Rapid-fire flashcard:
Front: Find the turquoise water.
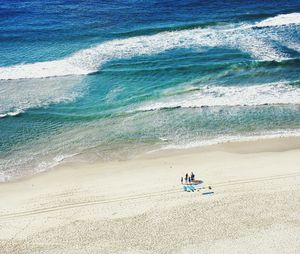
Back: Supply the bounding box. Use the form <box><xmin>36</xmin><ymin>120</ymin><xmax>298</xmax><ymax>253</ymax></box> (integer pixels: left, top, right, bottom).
<box><xmin>0</xmin><ymin>1</ymin><xmax>300</xmax><ymax>181</ymax></box>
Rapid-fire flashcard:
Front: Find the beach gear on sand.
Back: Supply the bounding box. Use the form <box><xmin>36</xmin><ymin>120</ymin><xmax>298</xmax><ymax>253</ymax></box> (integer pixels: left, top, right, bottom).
<box><xmin>183</xmin><ymin>183</ymin><xmax>204</xmax><ymax>192</ymax></box>
<box><xmin>183</xmin><ymin>185</ymin><xmax>196</xmax><ymax>192</ymax></box>
<box><xmin>183</xmin><ymin>182</ymin><xmax>214</xmax><ymax>196</ymax></box>
<box><xmin>202</xmin><ymin>191</ymin><xmax>214</xmax><ymax>195</ymax></box>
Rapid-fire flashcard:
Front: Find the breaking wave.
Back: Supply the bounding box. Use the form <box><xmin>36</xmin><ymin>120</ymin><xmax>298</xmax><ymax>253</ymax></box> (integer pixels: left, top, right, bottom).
<box><xmin>0</xmin><ymin>109</ymin><xmax>23</xmax><ymax>119</ymax></box>
<box><xmin>1</xmin><ymin>13</ymin><xmax>300</xmax><ymax>80</ymax></box>
<box><xmin>255</xmin><ymin>13</ymin><xmax>300</xmax><ymax>27</ymax></box>
<box><xmin>134</xmin><ymin>82</ymin><xmax>300</xmax><ymax>112</ymax></box>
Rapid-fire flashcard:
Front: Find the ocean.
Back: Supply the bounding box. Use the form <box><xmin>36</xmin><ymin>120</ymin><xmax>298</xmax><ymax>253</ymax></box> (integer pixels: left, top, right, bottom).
<box><xmin>0</xmin><ymin>0</ymin><xmax>300</xmax><ymax>181</ymax></box>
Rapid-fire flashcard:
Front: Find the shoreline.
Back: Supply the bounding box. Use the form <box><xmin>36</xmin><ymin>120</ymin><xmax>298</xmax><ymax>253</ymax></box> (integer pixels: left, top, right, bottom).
<box><xmin>0</xmin><ymin>136</ymin><xmax>299</xmax><ymax>253</ymax></box>
<box><xmin>2</xmin><ymin>133</ymin><xmax>300</xmax><ymax>185</ymax></box>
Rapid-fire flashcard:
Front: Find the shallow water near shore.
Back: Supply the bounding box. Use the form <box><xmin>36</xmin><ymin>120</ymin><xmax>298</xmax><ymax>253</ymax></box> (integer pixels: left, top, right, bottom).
<box><xmin>1</xmin><ymin>0</ymin><xmax>300</xmax><ymax>181</ymax></box>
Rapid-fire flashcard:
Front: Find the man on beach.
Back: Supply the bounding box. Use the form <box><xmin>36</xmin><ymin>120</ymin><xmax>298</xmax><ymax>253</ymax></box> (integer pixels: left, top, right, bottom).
<box><xmin>191</xmin><ymin>172</ymin><xmax>195</xmax><ymax>181</ymax></box>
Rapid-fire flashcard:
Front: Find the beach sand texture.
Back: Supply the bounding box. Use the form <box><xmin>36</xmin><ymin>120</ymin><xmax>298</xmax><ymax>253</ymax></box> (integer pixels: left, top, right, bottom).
<box><xmin>0</xmin><ymin>137</ymin><xmax>300</xmax><ymax>253</ymax></box>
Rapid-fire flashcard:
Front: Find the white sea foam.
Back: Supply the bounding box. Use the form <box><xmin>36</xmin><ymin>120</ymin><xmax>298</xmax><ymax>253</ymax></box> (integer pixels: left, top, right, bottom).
<box><xmin>155</xmin><ymin>129</ymin><xmax>300</xmax><ymax>151</ymax></box>
<box><xmin>255</xmin><ymin>13</ymin><xmax>300</xmax><ymax>27</ymax></box>
<box><xmin>0</xmin><ymin>173</ymin><xmax>10</xmax><ymax>183</ymax></box>
<box><xmin>0</xmin><ymin>76</ymin><xmax>84</xmax><ymax>117</ymax></box>
<box><xmin>53</xmin><ymin>153</ymin><xmax>79</xmax><ymax>163</ymax></box>
<box><xmin>134</xmin><ymin>83</ymin><xmax>300</xmax><ymax>112</ymax></box>
<box><xmin>1</xmin><ymin>13</ymin><xmax>298</xmax><ymax>80</ymax></box>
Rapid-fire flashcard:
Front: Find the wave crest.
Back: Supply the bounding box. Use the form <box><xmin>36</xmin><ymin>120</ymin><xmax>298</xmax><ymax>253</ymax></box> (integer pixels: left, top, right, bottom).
<box><xmin>0</xmin><ymin>109</ymin><xmax>23</xmax><ymax>118</ymax></box>
<box><xmin>255</xmin><ymin>13</ymin><xmax>300</xmax><ymax>27</ymax></box>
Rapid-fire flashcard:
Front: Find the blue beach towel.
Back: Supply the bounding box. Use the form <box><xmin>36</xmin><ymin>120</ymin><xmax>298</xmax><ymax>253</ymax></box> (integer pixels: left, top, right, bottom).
<box><xmin>183</xmin><ymin>185</ymin><xmax>196</xmax><ymax>192</ymax></box>
<box><xmin>202</xmin><ymin>191</ymin><xmax>214</xmax><ymax>195</ymax></box>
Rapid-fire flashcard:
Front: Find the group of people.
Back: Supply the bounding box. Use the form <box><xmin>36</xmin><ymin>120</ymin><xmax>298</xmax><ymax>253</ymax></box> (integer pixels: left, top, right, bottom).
<box><xmin>181</xmin><ymin>172</ymin><xmax>195</xmax><ymax>184</ymax></box>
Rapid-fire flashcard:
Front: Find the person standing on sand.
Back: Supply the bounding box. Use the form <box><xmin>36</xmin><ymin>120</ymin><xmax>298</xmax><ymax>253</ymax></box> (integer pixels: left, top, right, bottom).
<box><xmin>181</xmin><ymin>177</ymin><xmax>183</xmax><ymax>184</ymax></box>
<box><xmin>191</xmin><ymin>172</ymin><xmax>195</xmax><ymax>181</ymax></box>
<box><xmin>188</xmin><ymin>176</ymin><xmax>191</xmax><ymax>183</ymax></box>
<box><xmin>185</xmin><ymin>173</ymin><xmax>188</xmax><ymax>183</ymax></box>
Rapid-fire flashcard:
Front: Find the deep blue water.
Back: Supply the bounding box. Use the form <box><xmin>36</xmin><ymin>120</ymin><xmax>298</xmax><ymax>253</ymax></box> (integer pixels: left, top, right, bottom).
<box><xmin>0</xmin><ymin>0</ymin><xmax>300</xmax><ymax>181</ymax></box>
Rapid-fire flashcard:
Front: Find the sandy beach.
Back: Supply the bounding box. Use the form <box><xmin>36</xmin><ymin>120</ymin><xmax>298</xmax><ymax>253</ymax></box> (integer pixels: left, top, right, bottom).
<box><xmin>0</xmin><ymin>137</ymin><xmax>300</xmax><ymax>253</ymax></box>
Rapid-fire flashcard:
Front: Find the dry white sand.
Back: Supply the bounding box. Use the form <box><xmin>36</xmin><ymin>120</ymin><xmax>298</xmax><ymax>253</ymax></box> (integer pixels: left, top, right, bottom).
<box><xmin>0</xmin><ymin>137</ymin><xmax>300</xmax><ymax>253</ymax></box>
